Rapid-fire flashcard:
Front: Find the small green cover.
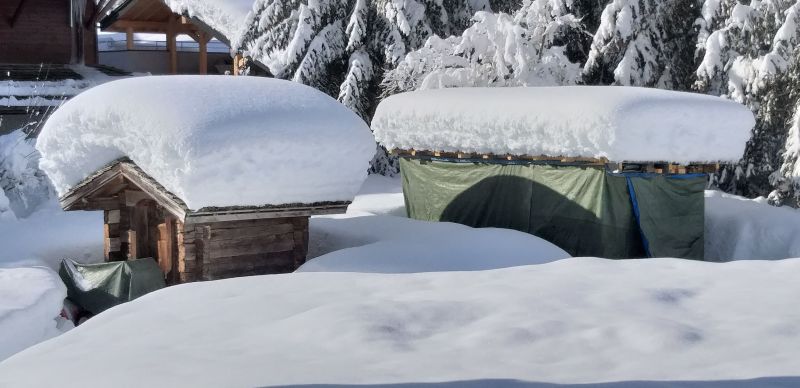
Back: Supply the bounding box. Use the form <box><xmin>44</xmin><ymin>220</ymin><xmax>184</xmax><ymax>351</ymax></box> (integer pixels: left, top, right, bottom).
<box><xmin>59</xmin><ymin>258</ymin><xmax>166</xmax><ymax>315</ymax></box>
<box><xmin>400</xmin><ymin>158</ymin><xmax>704</xmax><ymax>259</ymax></box>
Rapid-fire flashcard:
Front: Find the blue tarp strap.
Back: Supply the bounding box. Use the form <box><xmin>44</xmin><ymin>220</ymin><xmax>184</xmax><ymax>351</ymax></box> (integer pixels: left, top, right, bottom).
<box><xmin>625</xmin><ymin>176</ymin><xmax>652</xmax><ymax>258</ymax></box>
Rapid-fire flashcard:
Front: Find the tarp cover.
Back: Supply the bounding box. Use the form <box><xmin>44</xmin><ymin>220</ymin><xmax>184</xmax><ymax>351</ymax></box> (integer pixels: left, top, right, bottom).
<box><xmin>400</xmin><ymin>158</ymin><xmax>705</xmax><ymax>259</ymax></box>
<box><xmin>59</xmin><ymin>258</ymin><xmax>166</xmax><ymax>315</ymax></box>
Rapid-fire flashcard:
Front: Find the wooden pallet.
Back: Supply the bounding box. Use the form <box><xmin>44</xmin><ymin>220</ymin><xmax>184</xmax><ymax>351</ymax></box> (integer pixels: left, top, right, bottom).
<box><xmin>391</xmin><ymin>149</ymin><xmax>720</xmax><ymax>174</ymax></box>
<box><xmin>392</xmin><ymin>149</ymin><xmax>609</xmax><ymax>165</ymax></box>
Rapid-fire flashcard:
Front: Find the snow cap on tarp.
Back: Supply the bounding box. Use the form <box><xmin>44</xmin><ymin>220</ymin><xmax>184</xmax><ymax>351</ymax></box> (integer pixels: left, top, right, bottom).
<box><xmin>372</xmin><ymin>86</ymin><xmax>755</xmax><ymax>163</ymax></box>
<box><xmin>37</xmin><ymin>75</ymin><xmax>376</xmax><ymax>210</ymax></box>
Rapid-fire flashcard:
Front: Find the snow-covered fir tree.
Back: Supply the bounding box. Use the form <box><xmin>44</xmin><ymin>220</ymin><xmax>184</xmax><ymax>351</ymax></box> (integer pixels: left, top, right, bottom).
<box><xmin>229</xmin><ymin>0</ymin><xmax>800</xmax><ymax>201</ymax></box>
<box><xmin>583</xmin><ymin>0</ymin><xmax>701</xmax><ymax>89</ymax></box>
<box><xmin>382</xmin><ymin>0</ymin><xmax>596</xmax><ymax>95</ymax></box>
<box><xmin>696</xmin><ymin>0</ymin><xmax>800</xmax><ymax>204</ymax></box>
<box><xmin>780</xmin><ymin>103</ymin><xmax>800</xmax><ymax>205</ymax></box>
<box><xmin>235</xmin><ymin>0</ymin><xmax>517</xmax><ymax>175</ymax></box>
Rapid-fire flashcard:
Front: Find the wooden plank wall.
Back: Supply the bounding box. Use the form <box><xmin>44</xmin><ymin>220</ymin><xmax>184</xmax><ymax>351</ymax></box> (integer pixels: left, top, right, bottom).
<box><xmin>178</xmin><ymin>216</ymin><xmax>310</xmax><ymax>282</ymax></box>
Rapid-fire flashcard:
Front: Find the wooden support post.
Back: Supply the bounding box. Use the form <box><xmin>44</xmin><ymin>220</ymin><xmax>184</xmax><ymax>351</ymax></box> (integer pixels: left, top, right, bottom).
<box><xmin>126</xmin><ymin>27</ymin><xmax>134</xmax><ymax>50</ymax></box>
<box><xmin>232</xmin><ymin>53</ymin><xmax>242</xmax><ymax>76</ymax></box>
<box><xmin>167</xmin><ymin>16</ymin><xmax>178</xmax><ymax>74</ymax></box>
<box><xmin>198</xmin><ymin>31</ymin><xmax>208</xmax><ymax>75</ymax></box>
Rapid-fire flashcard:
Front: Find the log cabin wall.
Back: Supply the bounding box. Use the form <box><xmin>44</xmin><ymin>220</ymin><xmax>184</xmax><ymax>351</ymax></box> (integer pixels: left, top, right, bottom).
<box><xmin>178</xmin><ymin>216</ymin><xmax>310</xmax><ymax>282</ymax></box>
<box><xmin>102</xmin><ymin>189</ymin><xmax>178</xmax><ymax>281</ymax></box>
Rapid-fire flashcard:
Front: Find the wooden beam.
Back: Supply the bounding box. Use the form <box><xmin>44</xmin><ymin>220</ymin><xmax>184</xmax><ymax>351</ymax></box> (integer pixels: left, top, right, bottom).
<box><xmin>126</xmin><ymin>27</ymin><xmax>134</xmax><ymax>50</ymax></box>
<box><xmin>198</xmin><ymin>31</ymin><xmax>208</xmax><ymax>74</ymax></box>
<box><xmin>106</xmin><ymin>20</ymin><xmax>197</xmax><ymax>34</ymax></box>
<box><xmin>118</xmin><ymin>164</ymin><xmax>187</xmax><ymax>221</ymax></box>
<box><xmin>167</xmin><ymin>16</ymin><xmax>178</xmax><ymax>74</ymax></box>
<box><xmin>185</xmin><ymin>204</ymin><xmax>348</xmax><ymax>224</ymax></box>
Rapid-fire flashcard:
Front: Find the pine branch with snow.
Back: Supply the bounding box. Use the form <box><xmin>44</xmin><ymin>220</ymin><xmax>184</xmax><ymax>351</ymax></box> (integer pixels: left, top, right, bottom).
<box><xmin>382</xmin><ymin>1</ymin><xmax>591</xmax><ymax>95</ymax></box>
<box><xmin>583</xmin><ymin>0</ymin><xmax>702</xmax><ymax>88</ymax></box>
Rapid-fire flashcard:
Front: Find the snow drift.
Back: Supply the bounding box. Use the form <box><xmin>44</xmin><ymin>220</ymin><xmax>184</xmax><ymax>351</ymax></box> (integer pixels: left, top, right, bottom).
<box><xmin>36</xmin><ymin>75</ymin><xmax>376</xmax><ymax>210</ymax></box>
<box><xmin>372</xmin><ymin>86</ymin><xmax>755</xmax><ymax>163</ymax></box>
<box><xmin>0</xmin><ymin>267</ymin><xmax>68</xmax><ymax>361</ymax></box>
<box><xmin>302</xmin><ymin>214</ymin><xmax>570</xmax><ymax>273</ymax></box>
<box><xmin>2</xmin><ymin>258</ymin><xmax>799</xmax><ymax>387</ymax></box>
<box><xmin>705</xmin><ymin>190</ymin><xmax>800</xmax><ymax>260</ymax></box>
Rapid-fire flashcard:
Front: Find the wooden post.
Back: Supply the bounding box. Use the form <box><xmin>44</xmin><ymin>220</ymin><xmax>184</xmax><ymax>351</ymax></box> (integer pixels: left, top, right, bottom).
<box><xmin>126</xmin><ymin>27</ymin><xmax>134</xmax><ymax>50</ymax></box>
<box><xmin>232</xmin><ymin>53</ymin><xmax>242</xmax><ymax>75</ymax></box>
<box><xmin>167</xmin><ymin>16</ymin><xmax>178</xmax><ymax>74</ymax></box>
<box><xmin>198</xmin><ymin>31</ymin><xmax>208</xmax><ymax>75</ymax></box>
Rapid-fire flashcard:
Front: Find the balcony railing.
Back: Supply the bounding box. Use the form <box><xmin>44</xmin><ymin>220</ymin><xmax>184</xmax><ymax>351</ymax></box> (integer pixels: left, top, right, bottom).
<box><xmin>98</xmin><ymin>39</ymin><xmax>230</xmax><ymax>53</ymax></box>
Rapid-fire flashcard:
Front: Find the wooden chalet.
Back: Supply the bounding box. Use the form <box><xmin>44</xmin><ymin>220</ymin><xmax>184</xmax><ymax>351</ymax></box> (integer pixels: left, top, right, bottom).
<box><xmin>97</xmin><ymin>0</ymin><xmax>215</xmax><ymax>74</ymax></box>
<box><xmin>60</xmin><ymin>158</ymin><xmax>348</xmax><ymax>283</ymax></box>
<box><xmin>1</xmin><ymin>0</ymin><xmax>97</xmax><ymax>65</ymax></box>
<box><xmin>95</xmin><ymin>0</ymin><xmax>257</xmax><ymax>75</ymax></box>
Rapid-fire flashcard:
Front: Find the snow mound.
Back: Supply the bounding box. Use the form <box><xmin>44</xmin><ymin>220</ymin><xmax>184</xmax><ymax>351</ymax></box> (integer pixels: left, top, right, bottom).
<box><xmin>372</xmin><ymin>86</ymin><xmax>755</xmax><ymax>163</ymax></box>
<box><xmin>705</xmin><ymin>190</ymin><xmax>800</xmax><ymax>260</ymax></box>
<box><xmin>0</xmin><ymin>267</ymin><xmax>67</xmax><ymax>361</ymax></box>
<box><xmin>2</xmin><ymin>258</ymin><xmax>799</xmax><ymax>387</ymax></box>
<box><xmin>303</xmin><ymin>215</ymin><xmax>570</xmax><ymax>273</ymax></box>
<box><xmin>37</xmin><ymin>75</ymin><xmax>376</xmax><ymax>210</ymax></box>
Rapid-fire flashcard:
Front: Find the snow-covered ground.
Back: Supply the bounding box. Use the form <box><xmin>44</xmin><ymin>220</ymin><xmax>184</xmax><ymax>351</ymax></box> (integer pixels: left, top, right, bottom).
<box><xmin>0</xmin><ymin>173</ymin><xmax>798</xmax><ymax>372</ymax></box>
<box><xmin>305</xmin><ymin>175</ymin><xmax>571</xmax><ymax>273</ymax></box>
<box><xmin>705</xmin><ymin>190</ymin><xmax>800</xmax><ymax>260</ymax></box>
<box><xmin>0</xmin><ymin>267</ymin><xmax>71</xmax><ymax>361</ymax></box>
<box><xmin>1</xmin><ymin>258</ymin><xmax>799</xmax><ymax>387</ymax></box>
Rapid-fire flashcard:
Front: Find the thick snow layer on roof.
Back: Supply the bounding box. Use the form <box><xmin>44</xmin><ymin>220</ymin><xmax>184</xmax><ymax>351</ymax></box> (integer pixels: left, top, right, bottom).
<box><xmin>37</xmin><ymin>75</ymin><xmax>376</xmax><ymax>210</ymax></box>
<box><xmin>372</xmin><ymin>86</ymin><xmax>755</xmax><ymax>162</ymax></box>
<box><xmin>163</xmin><ymin>0</ymin><xmax>253</xmax><ymax>43</ymax></box>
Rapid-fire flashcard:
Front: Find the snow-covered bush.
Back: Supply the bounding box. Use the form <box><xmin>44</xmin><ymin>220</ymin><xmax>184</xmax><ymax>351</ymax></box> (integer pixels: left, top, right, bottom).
<box><xmin>0</xmin><ymin>130</ymin><xmax>54</xmax><ymax>219</ymax></box>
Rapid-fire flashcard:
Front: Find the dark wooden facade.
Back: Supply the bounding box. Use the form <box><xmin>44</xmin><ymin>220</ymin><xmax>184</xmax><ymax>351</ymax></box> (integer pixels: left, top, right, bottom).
<box><xmin>61</xmin><ymin>160</ymin><xmax>347</xmax><ymax>283</ymax></box>
<box><xmin>0</xmin><ymin>0</ymin><xmax>98</xmax><ymax>65</ymax></box>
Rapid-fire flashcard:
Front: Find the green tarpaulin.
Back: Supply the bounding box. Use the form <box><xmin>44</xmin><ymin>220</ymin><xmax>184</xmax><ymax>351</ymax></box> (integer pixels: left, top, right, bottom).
<box><xmin>59</xmin><ymin>258</ymin><xmax>166</xmax><ymax>315</ymax></box>
<box><xmin>400</xmin><ymin>158</ymin><xmax>705</xmax><ymax>259</ymax></box>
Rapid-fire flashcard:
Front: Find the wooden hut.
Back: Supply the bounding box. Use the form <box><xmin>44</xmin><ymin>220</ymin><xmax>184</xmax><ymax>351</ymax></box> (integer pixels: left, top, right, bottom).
<box><xmin>60</xmin><ymin>158</ymin><xmax>348</xmax><ymax>283</ymax></box>
<box><xmin>40</xmin><ymin>76</ymin><xmax>377</xmax><ymax>284</ymax></box>
<box><xmin>372</xmin><ymin>86</ymin><xmax>756</xmax><ymax>260</ymax></box>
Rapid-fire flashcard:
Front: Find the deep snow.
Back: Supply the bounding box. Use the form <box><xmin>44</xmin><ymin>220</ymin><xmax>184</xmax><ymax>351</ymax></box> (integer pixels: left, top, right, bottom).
<box><xmin>1</xmin><ymin>174</ymin><xmax>798</xmax><ymax>366</ymax></box>
<box><xmin>1</xmin><ymin>258</ymin><xmax>799</xmax><ymax>387</ymax></box>
<box><xmin>301</xmin><ymin>214</ymin><xmax>570</xmax><ymax>273</ymax></box>
<box><xmin>372</xmin><ymin>86</ymin><xmax>755</xmax><ymax>163</ymax></box>
<box><xmin>36</xmin><ymin>75</ymin><xmax>376</xmax><ymax>209</ymax></box>
<box><xmin>705</xmin><ymin>190</ymin><xmax>800</xmax><ymax>260</ymax></box>
<box><xmin>0</xmin><ymin>267</ymin><xmax>70</xmax><ymax>361</ymax></box>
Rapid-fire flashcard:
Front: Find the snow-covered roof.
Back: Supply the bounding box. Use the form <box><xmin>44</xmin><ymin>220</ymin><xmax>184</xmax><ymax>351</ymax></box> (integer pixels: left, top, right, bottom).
<box><xmin>99</xmin><ymin>0</ymin><xmax>253</xmax><ymax>46</ymax></box>
<box><xmin>372</xmin><ymin>86</ymin><xmax>756</xmax><ymax>163</ymax></box>
<box><xmin>36</xmin><ymin>75</ymin><xmax>376</xmax><ymax>210</ymax></box>
<box><xmin>162</xmin><ymin>0</ymin><xmax>253</xmax><ymax>44</ymax></box>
